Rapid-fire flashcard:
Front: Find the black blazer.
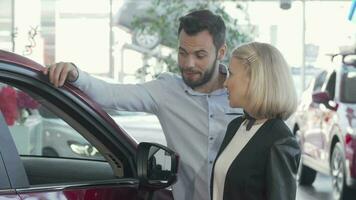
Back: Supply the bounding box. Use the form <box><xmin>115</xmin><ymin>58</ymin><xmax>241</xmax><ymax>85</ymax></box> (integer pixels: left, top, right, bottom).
<box><xmin>211</xmin><ymin>117</ymin><xmax>301</xmax><ymax>200</ymax></box>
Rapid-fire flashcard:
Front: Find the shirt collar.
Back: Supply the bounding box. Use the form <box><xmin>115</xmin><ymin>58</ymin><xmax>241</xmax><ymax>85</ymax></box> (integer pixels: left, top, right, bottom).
<box><xmin>183</xmin><ymin>82</ymin><xmax>227</xmax><ymax>96</ymax></box>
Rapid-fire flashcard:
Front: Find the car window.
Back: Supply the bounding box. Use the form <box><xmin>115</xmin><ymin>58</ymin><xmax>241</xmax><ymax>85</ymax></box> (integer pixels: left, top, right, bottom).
<box><xmin>107</xmin><ymin>110</ymin><xmax>166</xmax><ymax>145</ymax></box>
<box><xmin>342</xmin><ymin>67</ymin><xmax>356</xmax><ymax>103</ymax></box>
<box><xmin>0</xmin><ymin>84</ymin><xmax>104</xmax><ymax>161</ymax></box>
<box><xmin>313</xmin><ymin>71</ymin><xmax>327</xmax><ymax>92</ymax></box>
<box><xmin>0</xmin><ymin>84</ymin><xmax>120</xmax><ymax>186</ymax></box>
<box><xmin>325</xmin><ymin>71</ymin><xmax>336</xmax><ymax>100</ymax></box>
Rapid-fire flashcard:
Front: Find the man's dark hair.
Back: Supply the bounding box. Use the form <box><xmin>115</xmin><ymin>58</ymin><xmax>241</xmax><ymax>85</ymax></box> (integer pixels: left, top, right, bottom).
<box><xmin>178</xmin><ymin>9</ymin><xmax>226</xmax><ymax>50</ymax></box>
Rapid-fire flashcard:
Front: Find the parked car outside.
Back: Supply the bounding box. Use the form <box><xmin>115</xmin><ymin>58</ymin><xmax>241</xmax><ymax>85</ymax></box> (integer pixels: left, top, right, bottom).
<box><xmin>39</xmin><ymin>107</ymin><xmax>165</xmax><ymax>160</ymax></box>
<box><xmin>293</xmin><ymin>48</ymin><xmax>356</xmax><ymax>200</ymax></box>
<box><xmin>0</xmin><ymin>50</ymin><xmax>178</xmax><ymax>200</ymax></box>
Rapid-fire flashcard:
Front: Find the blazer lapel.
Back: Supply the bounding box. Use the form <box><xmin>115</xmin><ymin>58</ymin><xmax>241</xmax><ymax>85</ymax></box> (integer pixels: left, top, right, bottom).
<box><xmin>217</xmin><ymin>117</ymin><xmax>244</xmax><ymax>158</ymax></box>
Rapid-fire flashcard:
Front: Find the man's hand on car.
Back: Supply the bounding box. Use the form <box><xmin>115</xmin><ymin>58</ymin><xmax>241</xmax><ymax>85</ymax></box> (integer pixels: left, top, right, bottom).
<box><xmin>43</xmin><ymin>62</ymin><xmax>79</xmax><ymax>87</ymax></box>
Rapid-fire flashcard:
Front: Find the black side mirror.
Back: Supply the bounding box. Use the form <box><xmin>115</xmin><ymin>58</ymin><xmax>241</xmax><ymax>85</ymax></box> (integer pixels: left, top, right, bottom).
<box><xmin>312</xmin><ymin>91</ymin><xmax>330</xmax><ymax>104</ymax></box>
<box><xmin>312</xmin><ymin>91</ymin><xmax>338</xmax><ymax>111</ymax></box>
<box><xmin>137</xmin><ymin>142</ymin><xmax>178</xmax><ymax>189</ymax></box>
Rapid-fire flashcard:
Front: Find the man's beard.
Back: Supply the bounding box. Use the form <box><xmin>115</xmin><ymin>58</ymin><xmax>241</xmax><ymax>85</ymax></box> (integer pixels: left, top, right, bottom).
<box><xmin>180</xmin><ymin>59</ymin><xmax>218</xmax><ymax>89</ymax></box>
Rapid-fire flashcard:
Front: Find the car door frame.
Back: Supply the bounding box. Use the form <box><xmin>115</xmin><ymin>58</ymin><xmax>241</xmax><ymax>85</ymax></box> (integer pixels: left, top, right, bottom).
<box><xmin>0</xmin><ymin>58</ymin><xmax>176</xmax><ymax>200</ymax></box>
<box><xmin>0</xmin><ymin>60</ymin><xmax>138</xmax><ymax>168</ymax></box>
<box><xmin>0</xmin><ymin>60</ymin><xmax>146</xmax><ymax>196</ymax></box>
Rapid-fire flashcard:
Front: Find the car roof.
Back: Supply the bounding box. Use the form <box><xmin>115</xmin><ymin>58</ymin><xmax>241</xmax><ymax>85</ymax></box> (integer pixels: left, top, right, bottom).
<box><xmin>0</xmin><ymin>50</ymin><xmax>43</xmax><ymax>72</ymax></box>
<box><xmin>325</xmin><ymin>46</ymin><xmax>356</xmax><ymax>67</ymax></box>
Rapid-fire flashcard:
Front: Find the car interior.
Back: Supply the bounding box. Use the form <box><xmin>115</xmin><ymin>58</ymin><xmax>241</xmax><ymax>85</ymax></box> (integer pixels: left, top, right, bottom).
<box><xmin>21</xmin><ymin>156</ymin><xmax>116</xmax><ymax>185</ymax></box>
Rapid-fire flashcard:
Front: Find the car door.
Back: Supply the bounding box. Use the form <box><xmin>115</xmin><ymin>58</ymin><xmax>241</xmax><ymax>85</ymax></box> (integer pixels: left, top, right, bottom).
<box><xmin>302</xmin><ymin>71</ymin><xmax>327</xmax><ymax>160</ymax></box>
<box><xmin>319</xmin><ymin>71</ymin><xmax>337</xmax><ymax>166</ymax></box>
<box><xmin>0</xmin><ymin>50</ymin><xmax>175</xmax><ymax>200</ymax></box>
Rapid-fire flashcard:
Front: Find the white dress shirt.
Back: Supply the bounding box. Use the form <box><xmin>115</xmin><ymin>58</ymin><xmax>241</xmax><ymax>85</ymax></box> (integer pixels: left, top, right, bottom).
<box><xmin>213</xmin><ymin>121</ymin><xmax>266</xmax><ymax>200</ymax></box>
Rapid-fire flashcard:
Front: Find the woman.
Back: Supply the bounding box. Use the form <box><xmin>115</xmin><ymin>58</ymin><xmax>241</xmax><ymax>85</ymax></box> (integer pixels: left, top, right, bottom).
<box><xmin>211</xmin><ymin>42</ymin><xmax>301</xmax><ymax>200</ymax></box>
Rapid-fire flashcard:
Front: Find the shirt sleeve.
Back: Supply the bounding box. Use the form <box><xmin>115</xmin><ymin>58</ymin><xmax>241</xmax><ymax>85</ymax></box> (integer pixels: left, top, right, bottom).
<box><xmin>266</xmin><ymin>136</ymin><xmax>301</xmax><ymax>200</ymax></box>
<box><xmin>72</xmin><ymin>68</ymin><xmax>171</xmax><ymax>114</ymax></box>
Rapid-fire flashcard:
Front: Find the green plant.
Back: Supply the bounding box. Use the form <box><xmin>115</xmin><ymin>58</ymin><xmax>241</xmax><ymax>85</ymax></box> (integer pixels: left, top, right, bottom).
<box><xmin>131</xmin><ymin>0</ymin><xmax>255</xmax><ymax>74</ymax></box>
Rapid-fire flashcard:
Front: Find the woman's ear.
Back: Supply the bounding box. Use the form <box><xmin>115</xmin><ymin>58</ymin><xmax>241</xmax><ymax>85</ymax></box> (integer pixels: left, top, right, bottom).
<box><xmin>217</xmin><ymin>44</ymin><xmax>227</xmax><ymax>60</ymax></box>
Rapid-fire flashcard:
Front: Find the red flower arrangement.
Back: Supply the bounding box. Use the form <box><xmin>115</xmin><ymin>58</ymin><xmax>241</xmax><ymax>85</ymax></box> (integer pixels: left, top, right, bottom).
<box><xmin>0</xmin><ymin>86</ymin><xmax>18</xmax><ymax>125</ymax></box>
<box><xmin>17</xmin><ymin>91</ymin><xmax>40</xmax><ymax>110</ymax></box>
<box><xmin>0</xmin><ymin>86</ymin><xmax>40</xmax><ymax>126</ymax></box>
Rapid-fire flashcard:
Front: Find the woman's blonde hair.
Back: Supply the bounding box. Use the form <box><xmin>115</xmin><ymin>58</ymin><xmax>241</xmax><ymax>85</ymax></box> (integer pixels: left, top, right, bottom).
<box><xmin>232</xmin><ymin>42</ymin><xmax>297</xmax><ymax>120</ymax></box>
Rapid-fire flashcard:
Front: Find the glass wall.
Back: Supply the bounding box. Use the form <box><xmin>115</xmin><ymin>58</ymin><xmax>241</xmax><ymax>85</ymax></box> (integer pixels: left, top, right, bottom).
<box><xmin>0</xmin><ymin>0</ymin><xmax>355</xmax><ymax>87</ymax></box>
<box><xmin>0</xmin><ymin>0</ymin><xmax>13</xmax><ymax>52</ymax></box>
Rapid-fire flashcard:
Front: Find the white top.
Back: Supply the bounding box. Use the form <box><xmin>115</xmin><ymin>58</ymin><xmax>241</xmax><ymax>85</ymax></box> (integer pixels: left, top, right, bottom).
<box><xmin>73</xmin><ymin>69</ymin><xmax>243</xmax><ymax>200</ymax></box>
<box><xmin>213</xmin><ymin>120</ymin><xmax>266</xmax><ymax>200</ymax></box>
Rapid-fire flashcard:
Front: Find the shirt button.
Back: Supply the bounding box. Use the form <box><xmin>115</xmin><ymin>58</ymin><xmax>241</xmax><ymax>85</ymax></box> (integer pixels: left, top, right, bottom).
<box><xmin>210</xmin><ymin>114</ymin><xmax>213</xmax><ymax>118</ymax></box>
<box><xmin>207</xmin><ymin>95</ymin><xmax>211</xmax><ymax>98</ymax></box>
<box><xmin>209</xmin><ymin>160</ymin><xmax>213</xmax><ymax>164</ymax></box>
<box><xmin>209</xmin><ymin>137</ymin><xmax>214</xmax><ymax>140</ymax></box>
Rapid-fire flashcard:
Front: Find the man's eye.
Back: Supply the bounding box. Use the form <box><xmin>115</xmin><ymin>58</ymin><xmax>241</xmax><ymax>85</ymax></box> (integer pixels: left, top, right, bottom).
<box><xmin>197</xmin><ymin>54</ymin><xmax>206</xmax><ymax>59</ymax></box>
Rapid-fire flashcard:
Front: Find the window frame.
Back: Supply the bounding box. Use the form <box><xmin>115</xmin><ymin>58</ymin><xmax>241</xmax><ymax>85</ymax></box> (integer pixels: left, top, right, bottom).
<box><xmin>313</xmin><ymin>71</ymin><xmax>327</xmax><ymax>92</ymax></box>
<box><xmin>0</xmin><ymin>61</ymin><xmax>138</xmax><ymax>189</ymax></box>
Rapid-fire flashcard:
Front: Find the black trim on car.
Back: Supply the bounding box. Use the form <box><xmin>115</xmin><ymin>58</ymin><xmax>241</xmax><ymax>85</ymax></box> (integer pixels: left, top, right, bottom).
<box><xmin>21</xmin><ymin>156</ymin><xmax>116</xmax><ymax>185</ymax></box>
<box><xmin>0</xmin><ymin>189</ymin><xmax>17</xmax><ymax>195</ymax></box>
<box><xmin>16</xmin><ymin>179</ymin><xmax>139</xmax><ymax>194</ymax></box>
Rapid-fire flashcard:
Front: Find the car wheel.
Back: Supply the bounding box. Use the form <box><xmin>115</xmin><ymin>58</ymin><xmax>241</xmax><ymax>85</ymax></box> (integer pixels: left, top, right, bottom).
<box><xmin>297</xmin><ymin>158</ymin><xmax>317</xmax><ymax>185</ymax></box>
<box><xmin>295</xmin><ymin>127</ymin><xmax>317</xmax><ymax>185</ymax></box>
<box><xmin>331</xmin><ymin>143</ymin><xmax>354</xmax><ymax>200</ymax></box>
<box><xmin>42</xmin><ymin>147</ymin><xmax>59</xmax><ymax>157</ymax></box>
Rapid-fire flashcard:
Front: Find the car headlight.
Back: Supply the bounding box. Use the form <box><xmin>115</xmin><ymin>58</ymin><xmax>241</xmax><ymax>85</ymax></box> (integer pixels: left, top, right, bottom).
<box><xmin>68</xmin><ymin>141</ymin><xmax>100</xmax><ymax>157</ymax></box>
<box><xmin>347</xmin><ymin>127</ymin><xmax>355</xmax><ymax>135</ymax></box>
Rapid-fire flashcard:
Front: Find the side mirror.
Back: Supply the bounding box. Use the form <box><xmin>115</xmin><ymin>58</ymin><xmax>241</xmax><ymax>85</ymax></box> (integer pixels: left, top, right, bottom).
<box><xmin>312</xmin><ymin>91</ymin><xmax>330</xmax><ymax>104</ymax></box>
<box><xmin>312</xmin><ymin>91</ymin><xmax>338</xmax><ymax>111</ymax></box>
<box><xmin>137</xmin><ymin>142</ymin><xmax>178</xmax><ymax>189</ymax></box>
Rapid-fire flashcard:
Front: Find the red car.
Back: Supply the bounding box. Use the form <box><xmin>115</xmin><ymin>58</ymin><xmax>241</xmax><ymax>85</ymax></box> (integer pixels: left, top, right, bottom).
<box><xmin>293</xmin><ymin>48</ymin><xmax>356</xmax><ymax>200</ymax></box>
<box><xmin>0</xmin><ymin>50</ymin><xmax>178</xmax><ymax>200</ymax></box>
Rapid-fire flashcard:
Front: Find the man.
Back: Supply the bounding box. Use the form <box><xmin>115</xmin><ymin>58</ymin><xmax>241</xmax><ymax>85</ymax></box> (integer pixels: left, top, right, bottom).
<box><xmin>44</xmin><ymin>10</ymin><xmax>242</xmax><ymax>200</ymax></box>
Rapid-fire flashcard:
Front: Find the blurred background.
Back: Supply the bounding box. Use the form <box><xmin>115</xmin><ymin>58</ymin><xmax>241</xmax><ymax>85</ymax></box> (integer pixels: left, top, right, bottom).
<box><xmin>0</xmin><ymin>0</ymin><xmax>354</xmax><ymax>93</ymax></box>
<box><xmin>0</xmin><ymin>0</ymin><xmax>355</xmax><ymax>199</ymax></box>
